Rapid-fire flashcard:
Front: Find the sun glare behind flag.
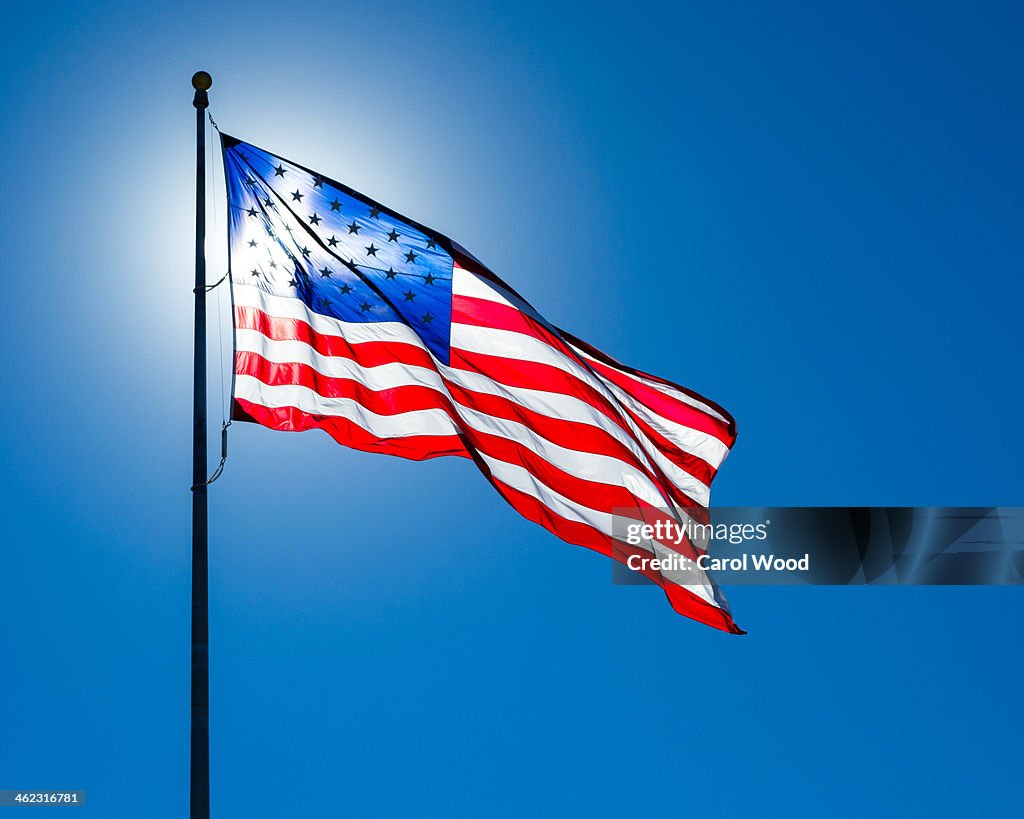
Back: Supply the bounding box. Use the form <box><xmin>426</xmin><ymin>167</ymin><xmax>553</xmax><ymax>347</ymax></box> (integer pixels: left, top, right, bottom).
<box><xmin>221</xmin><ymin>134</ymin><xmax>741</xmax><ymax>633</ymax></box>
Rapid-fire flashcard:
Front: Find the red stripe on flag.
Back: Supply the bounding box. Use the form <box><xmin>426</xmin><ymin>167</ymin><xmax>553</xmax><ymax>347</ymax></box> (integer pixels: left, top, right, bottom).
<box><xmin>236</xmin><ymin>306</ymin><xmax>436</xmax><ymax>370</ymax></box>
<box><xmin>237</xmin><ymin>351</ymin><xmax>450</xmax><ymax>417</ymax></box>
<box><xmin>449</xmin><ymin>348</ymin><xmax>634</xmax><ymax>431</ymax></box>
<box><xmin>580</xmin><ymin>356</ymin><xmax>735</xmax><ymax>446</ymax></box>
<box><xmin>234</xmin><ymin>398</ymin><xmax>470</xmax><ymax>461</ymax></box>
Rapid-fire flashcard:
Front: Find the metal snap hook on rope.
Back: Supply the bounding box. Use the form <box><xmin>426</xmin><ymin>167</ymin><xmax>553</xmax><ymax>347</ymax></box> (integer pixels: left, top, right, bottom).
<box><xmin>193</xmin><ymin>272</ymin><xmax>229</xmax><ymax>293</ymax></box>
<box><xmin>190</xmin><ymin>421</ymin><xmax>232</xmax><ymax>491</ymax></box>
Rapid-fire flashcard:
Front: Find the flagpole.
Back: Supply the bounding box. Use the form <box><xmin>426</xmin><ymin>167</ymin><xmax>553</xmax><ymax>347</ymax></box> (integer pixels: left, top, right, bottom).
<box><xmin>190</xmin><ymin>69</ymin><xmax>212</xmax><ymax>819</ymax></box>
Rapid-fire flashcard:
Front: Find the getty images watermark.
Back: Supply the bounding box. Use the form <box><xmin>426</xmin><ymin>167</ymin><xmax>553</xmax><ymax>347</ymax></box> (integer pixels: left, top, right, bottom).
<box><xmin>616</xmin><ymin>515</ymin><xmax>809</xmax><ymax>582</ymax></box>
<box><xmin>611</xmin><ymin>507</ymin><xmax>1024</xmax><ymax>586</ymax></box>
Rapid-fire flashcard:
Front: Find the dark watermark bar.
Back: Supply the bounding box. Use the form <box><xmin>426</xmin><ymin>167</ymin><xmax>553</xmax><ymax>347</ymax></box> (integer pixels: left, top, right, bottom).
<box><xmin>611</xmin><ymin>507</ymin><xmax>1024</xmax><ymax>586</ymax></box>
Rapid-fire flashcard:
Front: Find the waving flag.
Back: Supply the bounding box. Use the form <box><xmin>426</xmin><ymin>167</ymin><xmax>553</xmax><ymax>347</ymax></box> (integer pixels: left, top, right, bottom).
<box><xmin>221</xmin><ymin>134</ymin><xmax>741</xmax><ymax>633</ymax></box>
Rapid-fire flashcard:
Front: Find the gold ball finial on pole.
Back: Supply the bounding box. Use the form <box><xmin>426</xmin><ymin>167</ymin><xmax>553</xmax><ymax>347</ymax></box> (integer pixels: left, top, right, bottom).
<box><xmin>192</xmin><ymin>71</ymin><xmax>212</xmax><ymax>109</ymax></box>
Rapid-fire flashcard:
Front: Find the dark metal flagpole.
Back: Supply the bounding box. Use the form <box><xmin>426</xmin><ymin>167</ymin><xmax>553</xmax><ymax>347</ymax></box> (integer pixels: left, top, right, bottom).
<box><xmin>190</xmin><ymin>69</ymin><xmax>212</xmax><ymax>819</ymax></box>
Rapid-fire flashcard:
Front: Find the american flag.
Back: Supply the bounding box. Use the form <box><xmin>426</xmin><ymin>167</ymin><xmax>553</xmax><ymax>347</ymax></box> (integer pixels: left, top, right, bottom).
<box><xmin>221</xmin><ymin>134</ymin><xmax>741</xmax><ymax>633</ymax></box>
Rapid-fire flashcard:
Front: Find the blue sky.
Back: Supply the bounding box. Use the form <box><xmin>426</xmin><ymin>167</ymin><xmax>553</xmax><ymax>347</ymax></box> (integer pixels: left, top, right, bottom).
<box><xmin>0</xmin><ymin>1</ymin><xmax>1021</xmax><ymax>816</ymax></box>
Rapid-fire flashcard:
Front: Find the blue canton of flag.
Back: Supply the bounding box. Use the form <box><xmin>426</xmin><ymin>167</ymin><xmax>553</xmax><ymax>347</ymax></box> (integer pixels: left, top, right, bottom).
<box><xmin>222</xmin><ymin>134</ymin><xmax>455</xmax><ymax>363</ymax></box>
